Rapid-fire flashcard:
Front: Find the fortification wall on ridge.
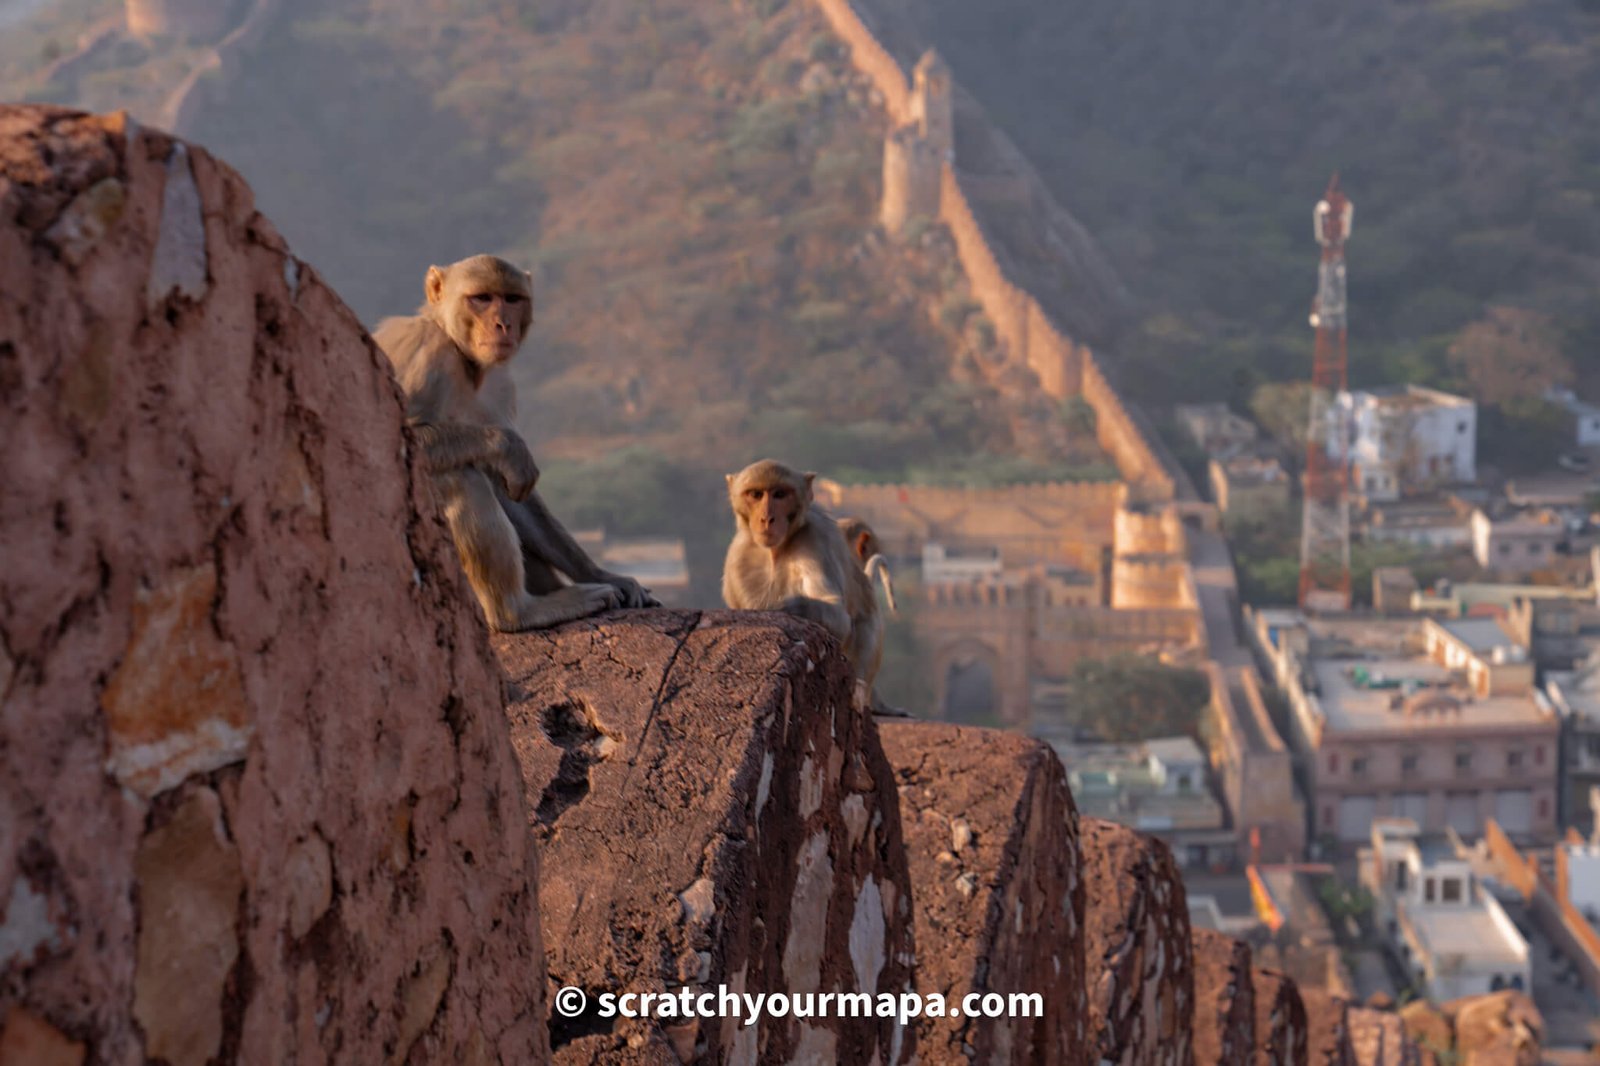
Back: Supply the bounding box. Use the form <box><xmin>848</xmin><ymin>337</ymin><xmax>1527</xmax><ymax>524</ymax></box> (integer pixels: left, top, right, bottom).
<box><xmin>813</xmin><ymin>0</ymin><xmax>911</xmax><ymax>122</ymax></box>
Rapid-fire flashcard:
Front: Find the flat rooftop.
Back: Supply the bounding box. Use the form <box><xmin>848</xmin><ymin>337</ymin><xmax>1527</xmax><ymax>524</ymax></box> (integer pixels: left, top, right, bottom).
<box><xmin>1312</xmin><ymin>657</ymin><xmax>1547</xmax><ymax>734</ymax></box>
<box><xmin>1437</xmin><ymin>618</ymin><xmax>1519</xmax><ymax>656</ymax></box>
<box><xmin>1408</xmin><ymin>906</ymin><xmax>1526</xmax><ymax>968</ymax></box>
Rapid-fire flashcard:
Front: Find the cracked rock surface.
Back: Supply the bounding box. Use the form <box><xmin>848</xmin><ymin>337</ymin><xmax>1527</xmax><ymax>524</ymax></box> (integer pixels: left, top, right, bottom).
<box><xmin>1253</xmin><ymin>967</ymin><xmax>1308</xmax><ymax>1066</ymax></box>
<box><xmin>496</xmin><ymin>610</ymin><xmax>916</xmax><ymax>1065</ymax></box>
<box><xmin>0</xmin><ymin>104</ymin><xmax>546</xmax><ymax>1063</ymax></box>
<box><xmin>1191</xmin><ymin>928</ymin><xmax>1254</xmax><ymax>1066</ymax></box>
<box><xmin>1080</xmin><ymin>817</ymin><xmax>1195</xmax><ymax>1066</ymax></box>
<box><xmin>878</xmin><ymin>720</ymin><xmax>1087</xmax><ymax>1065</ymax></box>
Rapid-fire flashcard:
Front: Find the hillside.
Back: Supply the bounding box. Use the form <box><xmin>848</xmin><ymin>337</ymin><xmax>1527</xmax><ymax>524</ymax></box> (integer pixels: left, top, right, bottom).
<box><xmin>871</xmin><ymin>0</ymin><xmax>1600</xmax><ymax>413</ymax></box>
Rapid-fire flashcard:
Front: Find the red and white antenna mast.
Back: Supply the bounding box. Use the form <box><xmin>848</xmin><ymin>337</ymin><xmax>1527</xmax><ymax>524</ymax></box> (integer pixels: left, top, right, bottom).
<box><xmin>1299</xmin><ymin>174</ymin><xmax>1353</xmax><ymax>612</ymax></box>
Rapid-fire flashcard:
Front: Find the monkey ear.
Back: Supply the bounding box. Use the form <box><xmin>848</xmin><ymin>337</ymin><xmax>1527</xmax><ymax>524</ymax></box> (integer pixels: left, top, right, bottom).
<box><xmin>424</xmin><ymin>265</ymin><xmax>447</xmax><ymax>304</ymax></box>
<box><xmin>803</xmin><ymin>472</ymin><xmax>816</xmax><ymax>501</ymax></box>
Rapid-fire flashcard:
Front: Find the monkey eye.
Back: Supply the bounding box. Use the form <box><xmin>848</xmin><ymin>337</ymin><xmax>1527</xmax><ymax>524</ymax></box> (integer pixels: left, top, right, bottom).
<box><xmin>771</xmin><ymin>488</ymin><xmax>791</xmax><ymax>500</ymax></box>
<box><xmin>503</xmin><ymin>293</ymin><xmax>527</xmax><ymax>305</ymax></box>
<box><xmin>467</xmin><ymin>294</ymin><xmax>492</xmax><ymax>308</ymax></box>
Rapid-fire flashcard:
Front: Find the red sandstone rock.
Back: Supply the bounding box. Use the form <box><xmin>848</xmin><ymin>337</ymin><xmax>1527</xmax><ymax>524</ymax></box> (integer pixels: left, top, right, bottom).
<box><xmin>1347</xmin><ymin>1006</ymin><xmax>1421</xmax><ymax>1066</ymax></box>
<box><xmin>1080</xmin><ymin>818</ymin><xmax>1195</xmax><ymax>1066</ymax></box>
<box><xmin>0</xmin><ymin>104</ymin><xmax>546</xmax><ymax>1062</ymax></box>
<box><xmin>1191</xmin><ymin>928</ymin><xmax>1255</xmax><ymax>1065</ymax></box>
<box><xmin>1398</xmin><ymin>992</ymin><xmax>1543</xmax><ymax>1066</ymax></box>
<box><xmin>1253</xmin><ymin>967</ymin><xmax>1309</xmax><ymax>1066</ymax></box>
<box><xmin>1303</xmin><ymin>990</ymin><xmax>1355</xmax><ymax>1066</ymax></box>
<box><xmin>877</xmin><ymin>721</ymin><xmax>1087</xmax><ymax>1065</ymax></box>
<box><xmin>496</xmin><ymin>611</ymin><xmax>916</xmax><ymax>1065</ymax></box>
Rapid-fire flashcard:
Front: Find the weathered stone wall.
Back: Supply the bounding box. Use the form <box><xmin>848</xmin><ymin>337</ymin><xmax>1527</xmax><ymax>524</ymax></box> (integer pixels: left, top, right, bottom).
<box><xmin>878</xmin><ymin>722</ymin><xmax>1087</xmax><ymax>1064</ymax></box>
<box><xmin>1254</xmin><ymin>967</ymin><xmax>1309</xmax><ymax>1066</ymax></box>
<box><xmin>497</xmin><ymin>611</ymin><xmax>916</xmax><ymax>1065</ymax></box>
<box><xmin>0</xmin><ymin>105</ymin><xmax>546</xmax><ymax>1063</ymax></box>
<box><xmin>813</xmin><ymin>0</ymin><xmax>912</xmax><ymax>122</ymax></box>
<box><xmin>1081</xmin><ymin>818</ymin><xmax>1195</xmax><ymax>1066</ymax></box>
<box><xmin>1347</xmin><ymin>1006</ymin><xmax>1421</xmax><ymax>1066</ymax></box>
<box><xmin>1192</xmin><ymin>929</ymin><xmax>1255</xmax><ymax>1066</ymax></box>
<box><xmin>1303</xmin><ymin>990</ymin><xmax>1356</xmax><ymax>1066</ymax></box>
<box><xmin>1400</xmin><ymin>992</ymin><xmax>1542</xmax><ymax>1066</ymax></box>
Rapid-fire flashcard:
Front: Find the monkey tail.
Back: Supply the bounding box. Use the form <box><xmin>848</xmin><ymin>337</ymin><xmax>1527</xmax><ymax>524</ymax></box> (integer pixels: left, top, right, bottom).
<box><xmin>864</xmin><ymin>554</ymin><xmax>898</xmax><ymax>616</ymax></box>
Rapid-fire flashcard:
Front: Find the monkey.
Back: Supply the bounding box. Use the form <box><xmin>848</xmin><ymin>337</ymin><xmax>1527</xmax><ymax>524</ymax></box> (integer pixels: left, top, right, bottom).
<box><xmin>373</xmin><ymin>254</ymin><xmax>656</xmax><ymax>631</ymax></box>
<box><xmin>722</xmin><ymin>460</ymin><xmax>884</xmax><ymax>713</ymax></box>
<box><xmin>836</xmin><ymin>515</ymin><xmax>898</xmax><ymax>617</ymax></box>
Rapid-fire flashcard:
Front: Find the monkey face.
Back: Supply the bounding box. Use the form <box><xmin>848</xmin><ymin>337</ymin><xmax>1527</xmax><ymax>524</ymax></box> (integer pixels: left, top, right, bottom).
<box><xmin>463</xmin><ymin>291</ymin><xmax>530</xmax><ymax>365</ymax></box>
<box><xmin>744</xmin><ymin>483</ymin><xmax>801</xmax><ymax>548</ymax></box>
<box><xmin>424</xmin><ymin>256</ymin><xmax>536</xmax><ymax>368</ymax></box>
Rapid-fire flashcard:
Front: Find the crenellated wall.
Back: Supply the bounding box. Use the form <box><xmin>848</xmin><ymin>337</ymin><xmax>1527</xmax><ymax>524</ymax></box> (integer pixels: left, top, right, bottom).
<box><xmin>814</xmin><ymin>0</ymin><xmax>1173</xmax><ymax>500</ymax></box>
<box><xmin>812</xmin><ymin>0</ymin><xmax>912</xmax><ymax>122</ymax></box>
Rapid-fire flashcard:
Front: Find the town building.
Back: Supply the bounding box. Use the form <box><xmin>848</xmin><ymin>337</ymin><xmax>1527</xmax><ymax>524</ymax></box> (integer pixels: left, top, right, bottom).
<box><xmin>1545</xmin><ymin>386</ymin><xmax>1600</xmax><ymax>449</ymax></box>
<box><xmin>1542</xmin><ymin>651</ymin><xmax>1600</xmax><ymax>833</ymax></box>
<box><xmin>1372</xmin><ymin>567</ymin><xmax>1419</xmax><ymax>616</ymax></box>
<box><xmin>1208</xmin><ymin>455</ymin><xmax>1290</xmax><ymax>522</ymax></box>
<box><xmin>1360</xmin><ymin>496</ymin><xmax>1473</xmax><ymax>551</ymax></box>
<box><xmin>1176</xmin><ymin>402</ymin><xmax>1259</xmax><ymax>459</ymax></box>
<box><xmin>1470</xmin><ymin>508</ymin><xmax>1564</xmax><ymax>577</ymax></box>
<box><xmin>1359</xmin><ymin>819</ymin><xmax>1531</xmax><ymax>1001</ymax></box>
<box><xmin>1250</xmin><ymin>610</ymin><xmax>1561</xmax><ymax>847</ymax></box>
<box><xmin>922</xmin><ymin>542</ymin><xmax>1003</xmax><ymax>584</ymax></box>
<box><xmin>1346</xmin><ymin>386</ymin><xmax>1476</xmax><ymax>502</ymax></box>
<box><xmin>1056</xmin><ymin>736</ymin><xmax>1236</xmax><ymax>868</ymax></box>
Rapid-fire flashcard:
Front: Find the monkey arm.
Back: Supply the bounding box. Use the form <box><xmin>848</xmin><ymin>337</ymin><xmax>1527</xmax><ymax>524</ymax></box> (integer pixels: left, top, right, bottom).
<box><xmin>778</xmin><ymin>567</ymin><xmax>852</xmax><ymax>641</ymax></box>
<box><xmin>500</xmin><ymin>490</ymin><xmax>660</xmax><ymax>608</ymax></box>
<box><xmin>411</xmin><ymin>421</ymin><xmax>501</xmax><ymax>473</ymax></box>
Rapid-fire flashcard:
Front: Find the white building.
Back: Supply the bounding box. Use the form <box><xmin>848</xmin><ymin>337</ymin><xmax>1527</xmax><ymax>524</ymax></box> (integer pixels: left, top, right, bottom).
<box><xmin>1546</xmin><ymin>386</ymin><xmax>1600</xmax><ymax>447</ymax></box>
<box><xmin>1470</xmin><ymin>508</ymin><xmax>1564</xmax><ymax>575</ymax></box>
<box><xmin>922</xmin><ymin>543</ymin><xmax>1003</xmax><ymax>584</ymax></box>
<box><xmin>1347</xmin><ymin>386</ymin><xmax>1476</xmax><ymax>502</ymax></box>
<box><xmin>1360</xmin><ymin>819</ymin><xmax>1531</xmax><ymax>1002</ymax></box>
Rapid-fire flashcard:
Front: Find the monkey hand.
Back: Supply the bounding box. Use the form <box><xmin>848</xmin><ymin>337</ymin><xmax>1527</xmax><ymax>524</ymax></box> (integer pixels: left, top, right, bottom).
<box><xmin>491</xmin><ymin>428</ymin><xmax>540</xmax><ymax>500</ymax></box>
<box><xmin>597</xmin><ymin>570</ymin><xmax>660</xmax><ymax>609</ymax></box>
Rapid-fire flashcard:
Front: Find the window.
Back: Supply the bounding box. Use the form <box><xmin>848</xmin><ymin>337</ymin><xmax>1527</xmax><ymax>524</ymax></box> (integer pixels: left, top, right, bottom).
<box><xmin>1425</xmin><ymin>878</ymin><xmax>1436</xmax><ymax>902</ymax></box>
<box><xmin>1458</xmin><ymin>421</ymin><xmax>1468</xmax><ymax>434</ymax></box>
<box><xmin>1328</xmin><ymin>753</ymin><xmax>1340</xmax><ymax>774</ymax></box>
<box><xmin>1176</xmin><ymin>773</ymin><xmax>1192</xmax><ymax>791</ymax></box>
<box><xmin>1352</xmin><ymin>757</ymin><xmax>1369</xmax><ymax>779</ymax></box>
<box><xmin>1499</xmin><ymin>544</ymin><xmax>1512</xmax><ymax>556</ymax></box>
<box><xmin>1401</xmin><ymin>753</ymin><xmax>1418</xmax><ymax>773</ymax></box>
<box><xmin>1395</xmin><ymin>864</ymin><xmax>1408</xmax><ymax>891</ymax></box>
<box><xmin>1442</xmin><ymin>878</ymin><xmax>1463</xmax><ymax>903</ymax></box>
<box><xmin>1535</xmin><ymin>745</ymin><xmax>1546</xmax><ymax>766</ymax></box>
<box><xmin>1507</xmin><ymin>750</ymin><xmax>1523</xmax><ymax>771</ymax></box>
<box><xmin>1538</xmin><ymin>797</ymin><xmax>1551</xmax><ymax>819</ymax></box>
<box><xmin>1456</xmin><ymin>751</ymin><xmax>1473</xmax><ymax>774</ymax></box>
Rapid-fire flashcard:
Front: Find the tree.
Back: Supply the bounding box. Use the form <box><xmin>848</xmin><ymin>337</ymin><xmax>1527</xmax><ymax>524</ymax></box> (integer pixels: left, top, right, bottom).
<box><xmin>1447</xmin><ymin>307</ymin><xmax>1571</xmax><ymax>406</ymax></box>
<box><xmin>1058</xmin><ymin>654</ymin><xmax>1210</xmax><ymax>742</ymax></box>
<box><xmin>1249</xmin><ymin>381</ymin><xmax>1315</xmax><ymax>457</ymax></box>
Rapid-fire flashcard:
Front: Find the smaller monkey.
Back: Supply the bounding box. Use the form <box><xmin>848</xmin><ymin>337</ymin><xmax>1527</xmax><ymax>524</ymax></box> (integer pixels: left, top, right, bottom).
<box><xmin>836</xmin><ymin>515</ymin><xmax>898</xmax><ymax>617</ymax></box>
<box><xmin>723</xmin><ymin>460</ymin><xmax>883</xmax><ymax>713</ymax></box>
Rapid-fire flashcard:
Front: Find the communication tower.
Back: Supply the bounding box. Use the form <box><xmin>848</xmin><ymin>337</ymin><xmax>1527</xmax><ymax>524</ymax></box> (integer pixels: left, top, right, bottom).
<box><xmin>1298</xmin><ymin>175</ymin><xmax>1353</xmax><ymax>611</ymax></box>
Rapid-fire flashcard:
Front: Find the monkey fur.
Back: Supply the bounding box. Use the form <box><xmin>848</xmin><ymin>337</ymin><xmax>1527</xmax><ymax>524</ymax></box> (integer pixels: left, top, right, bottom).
<box><xmin>837</xmin><ymin>515</ymin><xmax>898</xmax><ymax>616</ymax></box>
<box><xmin>374</xmin><ymin>254</ymin><xmax>656</xmax><ymax>631</ymax></box>
<box><xmin>722</xmin><ymin>460</ymin><xmax>885</xmax><ymax>712</ymax></box>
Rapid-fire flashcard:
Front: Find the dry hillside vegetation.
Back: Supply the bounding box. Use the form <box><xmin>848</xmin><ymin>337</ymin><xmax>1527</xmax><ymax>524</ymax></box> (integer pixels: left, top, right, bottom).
<box><xmin>888</xmin><ymin>0</ymin><xmax>1600</xmax><ymax>413</ymax></box>
<box><xmin>6</xmin><ymin>0</ymin><xmax>1117</xmax><ymax>571</ymax></box>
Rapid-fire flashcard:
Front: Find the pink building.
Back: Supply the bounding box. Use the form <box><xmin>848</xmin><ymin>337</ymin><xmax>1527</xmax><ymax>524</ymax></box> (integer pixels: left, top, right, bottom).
<box><xmin>1252</xmin><ymin>611</ymin><xmax>1560</xmax><ymax>848</ymax></box>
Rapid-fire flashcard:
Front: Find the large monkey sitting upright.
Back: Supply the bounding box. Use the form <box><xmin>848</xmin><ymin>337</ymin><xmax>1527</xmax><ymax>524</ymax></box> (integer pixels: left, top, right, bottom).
<box><xmin>722</xmin><ymin>460</ymin><xmax>884</xmax><ymax>711</ymax></box>
<box><xmin>374</xmin><ymin>255</ymin><xmax>656</xmax><ymax>631</ymax></box>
